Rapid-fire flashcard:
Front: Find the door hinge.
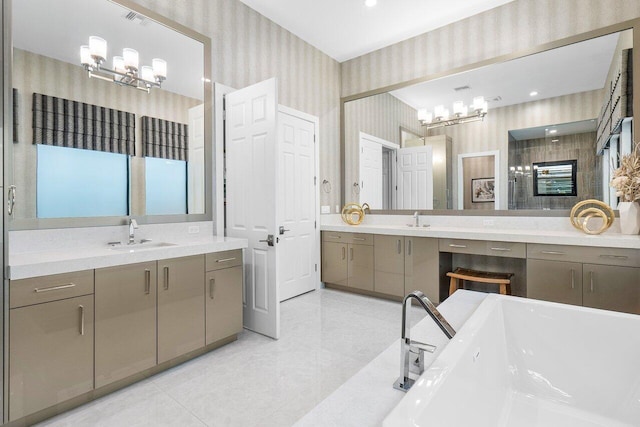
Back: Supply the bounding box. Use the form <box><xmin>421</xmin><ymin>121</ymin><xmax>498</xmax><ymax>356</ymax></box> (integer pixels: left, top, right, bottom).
<box><xmin>314</xmin><ymin>176</ymin><xmax>317</xmax><ymax>185</ymax></box>
<box><xmin>315</xmin><ymin>264</ymin><xmax>318</xmax><ymax>272</ymax></box>
<box><xmin>314</xmin><ymin>135</ymin><xmax>316</xmax><ymax>143</ymax></box>
<box><xmin>314</xmin><ymin>220</ymin><xmax>317</xmax><ymax>229</ymax></box>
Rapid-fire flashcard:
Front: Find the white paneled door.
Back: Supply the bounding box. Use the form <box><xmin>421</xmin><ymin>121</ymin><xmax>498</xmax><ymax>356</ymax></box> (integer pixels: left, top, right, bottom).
<box><xmin>187</xmin><ymin>104</ymin><xmax>204</xmax><ymax>214</ymax></box>
<box><xmin>225</xmin><ymin>78</ymin><xmax>281</xmax><ymax>339</ymax></box>
<box><xmin>397</xmin><ymin>146</ymin><xmax>433</xmax><ymax>210</ymax></box>
<box><xmin>277</xmin><ymin>107</ymin><xmax>317</xmax><ymax>302</ymax></box>
<box><xmin>359</xmin><ymin>136</ymin><xmax>383</xmax><ymax>208</ymax></box>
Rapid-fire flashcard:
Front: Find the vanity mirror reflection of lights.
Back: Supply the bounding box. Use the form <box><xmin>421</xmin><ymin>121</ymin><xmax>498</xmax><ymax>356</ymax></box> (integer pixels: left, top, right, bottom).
<box><xmin>8</xmin><ymin>0</ymin><xmax>212</xmax><ymax>228</ymax></box>
<box><xmin>343</xmin><ymin>27</ymin><xmax>635</xmax><ymax>213</ymax></box>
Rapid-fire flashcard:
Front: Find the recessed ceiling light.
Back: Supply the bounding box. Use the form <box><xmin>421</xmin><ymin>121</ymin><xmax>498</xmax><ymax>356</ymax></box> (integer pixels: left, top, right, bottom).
<box><xmin>201</xmin><ymin>77</ymin><xmax>211</xmax><ymax>83</ymax></box>
<box><xmin>529</xmin><ymin>91</ymin><xmax>538</xmax><ymax>97</ymax></box>
<box><xmin>551</xmin><ymin>139</ymin><xmax>559</xmax><ymax>142</ymax></box>
<box><xmin>365</xmin><ymin>0</ymin><xmax>377</xmax><ymax>7</ymax></box>
<box><xmin>549</xmin><ymin>129</ymin><xmax>557</xmax><ymax>134</ymax></box>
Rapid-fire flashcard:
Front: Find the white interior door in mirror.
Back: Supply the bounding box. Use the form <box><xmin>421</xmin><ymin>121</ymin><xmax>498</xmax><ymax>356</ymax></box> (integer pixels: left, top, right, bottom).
<box><xmin>277</xmin><ymin>107</ymin><xmax>318</xmax><ymax>302</ymax></box>
<box><xmin>188</xmin><ymin>104</ymin><xmax>205</xmax><ymax>214</ymax></box>
<box><xmin>225</xmin><ymin>78</ymin><xmax>280</xmax><ymax>339</ymax></box>
<box><xmin>397</xmin><ymin>146</ymin><xmax>433</xmax><ymax>210</ymax></box>
<box><xmin>358</xmin><ymin>132</ymin><xmax>399</xmax><ymax>209</ymax></box>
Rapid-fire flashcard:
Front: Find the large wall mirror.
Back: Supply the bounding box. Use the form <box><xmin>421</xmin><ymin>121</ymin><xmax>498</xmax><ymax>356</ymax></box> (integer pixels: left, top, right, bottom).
<box><xmin>8</xmin><ymin>0</ymin><xmax>212</xmax><ymax>228</ymax></box>
<box><xmin>343</xmin><ymin>24</ymin><xmax>637</xmax><ymax>214</ymax></box>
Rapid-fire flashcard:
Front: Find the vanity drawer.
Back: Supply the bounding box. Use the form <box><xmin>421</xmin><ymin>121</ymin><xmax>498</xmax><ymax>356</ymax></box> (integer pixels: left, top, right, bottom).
<box><xmin>527</xmin><ymin>244</ymin><xmax>640</xmax><ymax>267</ymax></box>
<box><xmin>206</xmin><ymin>250</ymin><xmax>243</xmax><ymax>271</ymax></box>
<box><xmin>322</xmin><ymin>231</ymin><xmax>373</xmax><ymax>245</ymax></box>
<box><xmin>484</xmin><ymin>241</ymin><xmax>526</xmax><ymax>259</ymax></box>
<box><xmin>10</xmin><ymin>270</ymin><xmax>94</xmax><ymax>308</ymax></box>
<box><xmin>439</xmin><ymin>239</ymin><xmax>486</xmax><ymax>256</ymax></box>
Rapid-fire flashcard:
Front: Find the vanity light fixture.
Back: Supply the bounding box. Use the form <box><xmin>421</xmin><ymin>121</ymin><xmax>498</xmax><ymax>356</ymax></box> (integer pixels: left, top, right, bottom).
<box><xmin>418</xmin><ymin>96</ymin><xmax>488</xmax><ymax>130</ymax></box>
<box><xmin>80</xmin><ymin>36</ymin><xmax>167</xmax><ymax>93</ymax></box>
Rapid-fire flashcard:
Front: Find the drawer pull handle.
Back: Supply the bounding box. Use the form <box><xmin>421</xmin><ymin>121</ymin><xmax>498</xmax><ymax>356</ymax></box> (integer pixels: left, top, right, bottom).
<box><xmin>342</xmin><ymin>246</ymin><xmax>346</xmax><ymax>260</ymax></box>
<box><xmin>570</xmin><ymin>269</ymin><xmax>575</xmax><ymax>289</ymax></box>
<box><xmin>397</xmin><ymin>239</ymin><xmax>402</xmax><ymax>254</ymax></box>
<box><xmin>216</xmin><ymin>257</ymin><xmax>236</xmax><ymax>263</ymax></box>
<box><xmin>210</xmin><ymin>278</ymin><xmax>215</xmax><ymax>299</ymax></box>
<box><xmin>590</xmin><ymin>271</ymin><xmax>594</xmax><ymax>292</ymax></box>
<box><xmin>350</xmin><ymin>247</ymin><xmax>354</xmax><ymax>261</ymax></box>
<box><xmin>541</xmin><ymin>250</ymin><xmax>565</xmax><ymax>255</ymax></box>
<box><xmin>164</xmin><ymin>266</ymin><xmax>170</xmax><ymax>290</ymax></box>
<box><xmin>79</xmin><ymin>305</ymin><xmax>85</xmax><ymax>336</ymax></box>
<box><xmin>34</xmin><ymin>283</ymin><xmax>76</xmax><ymax>293</ymax></box>
<box><xmin>449</xmin><ymin>244</ymin><xmax>467</xmax><ymax>248</ymax></box>
<box><xmin>407</xmin><ymin>240</ymin><xmax>412</xmax><ymax>256</ymax></box>
<box><xmin>599</xmin><ymin>255</ymin><xmax>628</xmax><ymax>260</ymax></box>
<box><xmin>490</xmin><ymin>247</ymin><xmax>511</xmax><ymax>252</ymax></box>
<box><xmin>145</xmin><ymin>270</ymin><xmax>151</xmax><ymax>295</ymax></box>
<box><xmin>353</xmin><ymin>237</ymin><xmax>366</xmax><ymax>241</ymax></box>
<box><xmin>327</xmin><ymin>235</ymin><xmax>341</xmax><ymax>239</ymax></box>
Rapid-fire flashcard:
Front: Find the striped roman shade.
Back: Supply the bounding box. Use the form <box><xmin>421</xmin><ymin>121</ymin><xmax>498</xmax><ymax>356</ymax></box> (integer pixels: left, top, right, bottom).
<box><xmin>32</xmin><ymin>93</ymin><xmax>135</xmax><ymax>155</ymax></box>
<box><xmin>141</xmin><ymin>116</ymin><xmax>188</xmax><ymax>161</ymax></box>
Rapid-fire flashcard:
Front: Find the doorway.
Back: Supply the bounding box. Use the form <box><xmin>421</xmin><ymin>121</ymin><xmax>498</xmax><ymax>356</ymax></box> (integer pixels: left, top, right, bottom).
<box><xmin>457</xmin><ymin>150</ymin><xmax>500</xmax><ymax>210</ymax></box>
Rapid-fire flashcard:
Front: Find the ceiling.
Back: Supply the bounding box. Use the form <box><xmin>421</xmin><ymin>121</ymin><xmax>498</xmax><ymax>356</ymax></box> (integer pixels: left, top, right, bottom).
<box><xmin>238</xmin><ymin>0</ymin><xmax>514</xmax><ymax>62</ymax></box>
<box><xmin>13</xmin><ymin>0</ymin><xmax>205</xmax><ymax>101</ymax></box>
<box><xmin>389</xmin><ymin>32</ymin><xmax>620</xmax><ymax>114</ymax></box>
<box><xmin>509</xmin><ymin>119</ymin><xmax>597</xmax><ymax>141</ymax></box>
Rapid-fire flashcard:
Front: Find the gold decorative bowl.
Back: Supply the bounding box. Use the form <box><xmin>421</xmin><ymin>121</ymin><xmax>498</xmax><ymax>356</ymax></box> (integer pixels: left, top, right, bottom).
<box><xmin>341</xmin><ymin>203</ymin><xmax>366</xmax><ymax>225</ymax></box>
<box><xmin>569</xmin><ymin>199</ymin><xmax>614</xmax><ymax>235</ymax></box>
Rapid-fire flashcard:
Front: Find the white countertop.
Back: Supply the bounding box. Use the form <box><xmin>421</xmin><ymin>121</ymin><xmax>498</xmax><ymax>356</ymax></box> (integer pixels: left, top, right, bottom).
<box><xmin>295</xmin><ymin>290</ymin><xmax>488</xmax><ymax>427</ymax></box>
<box><xmin>321</xmin><ymin>223</ymin><xmax>640</xmax><ymax>249</ymax></box>
<box><xmin>9</xmin><ymin>235</ymin><xmax>248</xmax><ymax>280</ymax></box>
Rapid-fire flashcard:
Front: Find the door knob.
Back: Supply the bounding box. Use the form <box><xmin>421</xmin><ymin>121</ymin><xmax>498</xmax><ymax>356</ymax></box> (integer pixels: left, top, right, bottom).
<box><xmin>279</xmin><ymin>226</ymin><xmax>290</xmax><ymax>235</ymax></box>
<box><xmin>259</xmin><ymin>234</ymin><xmax>275</xmax><ymax>246</ymax></box>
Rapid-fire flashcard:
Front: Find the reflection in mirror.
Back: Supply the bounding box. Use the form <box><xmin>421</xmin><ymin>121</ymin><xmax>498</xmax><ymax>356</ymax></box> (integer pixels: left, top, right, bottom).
<box><xmin>11</xmin><ymin>0</ymin><xmax>206</xmax><ymax>220</ymax></box>
<box><xmin>343</xmin><ymin>29</ymin><xmax>633</xmax><ymax>212</ymax></box>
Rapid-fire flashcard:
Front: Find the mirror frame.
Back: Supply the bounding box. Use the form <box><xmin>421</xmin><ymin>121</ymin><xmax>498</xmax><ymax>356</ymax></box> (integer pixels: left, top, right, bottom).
<box><xmin>3</xmin><ymin>0</ymin><xmax>213</xmax><ymax>230</ymax></box>
<box><xmin>340</xmin><ymin>18</ymin><xmax>640</xmax><ymax>216</ymax></box>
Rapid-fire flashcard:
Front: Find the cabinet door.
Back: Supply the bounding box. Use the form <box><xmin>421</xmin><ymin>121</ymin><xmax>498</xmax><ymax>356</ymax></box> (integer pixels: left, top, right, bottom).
<box><xmin>583</xmin><ymin>264</ymin><xmax>640</xmax><ymax>314</ymax></box>
<box><xmin>374</xmin><ymin>235</ymin><xmax>405</xmax><ymax>297</ymax></box>
<box><xmin>95</xmin><ymin>262</ymin><xmax>157</xmax><ymax>388</ymax></box>
<box><xmin>158</xmin><ymin>255</ymin><xmax>205</xmax><ymax>364</ymax></box>
<box><xmin>405</xmin><ymin>237</ymin><xmax>440</xmax><ymax>303</ymax></box>
<box><xmin>526</xmin><ymin>259</ymin><xmax>583</xmax><ymax>305</ymax></box>
<box><xmin>9</xmin><ymin>295</ymin><xmax>94</xmax><ymax>421</ymax></box>
<box><xmin>322</xmin><ymin>242</ymin><xmax>348</xmax><ymax>286</ymax></box>
<box><xmin>348</xmin><ymin>244</ymin><xmax>374</xmax><ymax>291</ymax></box>
<box><xmin>206</xmin><ymin>266</ymin><xmax>243</xmax><ymax>345</ymax></box>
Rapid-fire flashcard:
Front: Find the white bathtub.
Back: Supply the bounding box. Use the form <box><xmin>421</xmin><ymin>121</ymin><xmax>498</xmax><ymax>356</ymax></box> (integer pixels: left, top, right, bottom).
<box><xmin>384</xmin><ymin>294</ymin><xmax>640</xmax><ymax>427</ymax></box>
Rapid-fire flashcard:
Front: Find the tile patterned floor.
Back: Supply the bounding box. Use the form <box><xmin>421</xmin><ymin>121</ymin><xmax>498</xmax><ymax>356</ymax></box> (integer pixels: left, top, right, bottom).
<box><xmin>36</xmin><ymin>288</ymin><xmax>424</xmax><ymax>427</ymax></box>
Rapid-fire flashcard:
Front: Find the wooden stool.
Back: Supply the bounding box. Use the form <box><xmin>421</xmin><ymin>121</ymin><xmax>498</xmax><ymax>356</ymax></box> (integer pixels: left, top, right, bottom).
<box><xmin>447</xmin><ymin>267</ymin><xmax>513</xmax><ymax>296</ymax></box>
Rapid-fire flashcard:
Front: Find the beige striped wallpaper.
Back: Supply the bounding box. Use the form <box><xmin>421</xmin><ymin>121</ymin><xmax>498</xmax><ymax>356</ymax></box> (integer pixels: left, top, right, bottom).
<box><xmin>132</xmin><ymin>0</ymin><xmax>342</xmax><ymax>209</ymax></box>
<box><xmin>12</xmin><ymin>48</ymin><xmax>202</xmax><ymax>219</ymax></box>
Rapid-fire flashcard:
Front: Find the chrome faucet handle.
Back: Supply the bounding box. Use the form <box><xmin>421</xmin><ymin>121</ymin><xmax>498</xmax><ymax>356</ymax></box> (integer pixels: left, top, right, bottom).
<box><xmin>140</xmin><ymin>238</ymin><xmax>153</xmax><ymax>244</ymax></box>
<box><xmin>130</xmin><ymin>218</ymin><xmax>139</xmax><ymax>229</ymax></box>
<box><xmin>107</xmin><ymin>241</ymin><xmax>122</xmax><ymax>246</ymax></box>
<box><xmin>409</xmin><ymin>340</ymin><xmax>436</xmax><ymax>354</ymax></box>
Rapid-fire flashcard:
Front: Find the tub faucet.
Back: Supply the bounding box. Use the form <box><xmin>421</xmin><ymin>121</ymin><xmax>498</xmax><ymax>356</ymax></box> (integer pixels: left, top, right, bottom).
<box><xmin>413</xmin><ymin>211</ymin><xmax>419</xmax><ymax>227</ymax></box>
<box><xmin>128</xmin><ymin>218</ymin><xmax>138</xmax><ymax>244</ymax></box>
<box><xmin>393</xmin><ymin>291</ymin><xmax>456</xmax><ymax>393</ymax></box>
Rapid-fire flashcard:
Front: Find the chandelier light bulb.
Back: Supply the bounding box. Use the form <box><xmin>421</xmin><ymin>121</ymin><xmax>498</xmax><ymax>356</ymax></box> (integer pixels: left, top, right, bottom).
<box><xmin>417</xmin><ymin>109</ymin><xmax>428</xmax><ymax>122</ymax></box>
<box><xmin>89</xmin><ymin>36</ymin><xmax>107</xmax><ymax>64</ymax></box>
<box><xmin>453</xmin><ymin>101</ymin><xmax>465</xmax><ymax>117</ymax></box>
<box><xmin>140</xmin><ymin>65</ymin><xmax>155</xmax><ymax>82</ymax></box>
<box><xmin>80</xmin><ymin>45</ymin><xmax>92</xmax><ymax>66</ymax></box>
<box><xmin>152</xmin><ymin>58</ymin><xmax>167</xmax><ymax>80</ymax></box>
<box><xmin>472</xmin><ymin>96</ymin><xmax>485</xmax><ymax>113</ymax></box>
<box><xmin>434</xmin><ymin>105</ymin><xmax>445</xmax><ymax>120</ymax></box>
<box><xmin>123</xmin><ymin>48</ymin><xmax>139</xmax><ymax>71</ymax></box>
<box><xmin>112</xmin><ymin>56</ymin><xmax>125</xmax><ymax>73</ymax></box>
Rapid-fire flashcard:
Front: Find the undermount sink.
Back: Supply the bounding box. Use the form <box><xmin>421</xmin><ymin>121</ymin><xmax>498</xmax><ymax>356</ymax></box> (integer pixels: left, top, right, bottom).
<box><xmin>109</xmin><ymin>241</ymin><xmax>177</xmax><ymax>252</ymax></box>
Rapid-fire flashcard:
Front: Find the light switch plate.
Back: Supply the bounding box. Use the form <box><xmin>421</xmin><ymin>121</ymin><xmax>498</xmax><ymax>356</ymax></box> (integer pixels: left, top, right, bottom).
<box><xmin>188</xmin><ymin>226</ymin><xmax>200</xmax><ymax>234</ymax></box>
<box><xmin>321</xmin><ymin>205</ymin><xmax>330</xmax><ymax>214</ymax></box>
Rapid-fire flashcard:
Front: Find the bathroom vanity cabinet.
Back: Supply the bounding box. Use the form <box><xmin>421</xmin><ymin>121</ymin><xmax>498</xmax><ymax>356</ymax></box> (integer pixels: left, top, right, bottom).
<box><xmin>9</xmin><ymin>271</ymin><xmax>95</xmax><ymax>421</ymax></box>
<box><xmin>322</xmin><ymin>232</ymin><xmax>440</xmax><ymax>302</ymax></box>
<box><xmin>95</xmin><ymin>261</ymin><xmax>158</xmax><ymax>388</ymax></box>
<box><xmin>205</xmin><ymin>250</ymin><xmax>243</xmax><ymax>345</ymax></box>
<box><xmin>7</xmin><ymin>251</ymin><xmax>244</xmax><ymax>422</ymax></box>
<box><xmin>322</xmin><ymin>232</ymin><xmax>374</xmax><ymax>291</ymax></box>
<box><xmin>158</xmin><ymin>255</ymin><xmax>206</xmax><ymax>363</ymax></box>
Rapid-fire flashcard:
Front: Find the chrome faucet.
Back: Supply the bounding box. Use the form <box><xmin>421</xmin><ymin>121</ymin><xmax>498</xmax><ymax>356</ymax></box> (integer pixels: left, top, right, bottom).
<box><xmin>393</xmin><ymin>291</ymin><xmax>456</xmax><ymax>392</ymax></box>
<box><xmin>413</xmin><ymin>211</ymin><xmax>419</xmax><ymax>227</ymax></box>
<box><xmin>128</xmin><ymin>218</ymin><xmax>138</xmax><ymax>244</ymax></box>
